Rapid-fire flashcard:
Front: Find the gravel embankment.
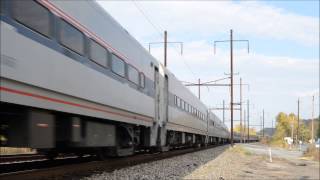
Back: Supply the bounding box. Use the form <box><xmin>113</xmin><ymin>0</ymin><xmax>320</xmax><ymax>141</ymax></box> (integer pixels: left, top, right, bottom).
<box><xmin>83</xmin><ymin>145</ymin><xmax>229</xmax><ymax>180</ymax></box>
<box><xmin>186</xmin><ymin>143</ymin><xmax>320</xmax><ymax>180</ymax></box>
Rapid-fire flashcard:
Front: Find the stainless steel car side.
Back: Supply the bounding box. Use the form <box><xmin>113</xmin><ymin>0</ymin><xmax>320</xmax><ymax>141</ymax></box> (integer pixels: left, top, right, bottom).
<box><xmin>0</xmin><ymin>0</ymin><xmax>239</xmax><ymax>158</ymax></box>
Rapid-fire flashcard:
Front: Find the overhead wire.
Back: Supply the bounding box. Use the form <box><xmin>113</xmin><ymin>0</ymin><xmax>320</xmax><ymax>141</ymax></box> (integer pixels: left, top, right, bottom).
<box><xmin>131</xmin><ymin>0</ymin><xmax>198</xmax><ymax>81</ymax></box>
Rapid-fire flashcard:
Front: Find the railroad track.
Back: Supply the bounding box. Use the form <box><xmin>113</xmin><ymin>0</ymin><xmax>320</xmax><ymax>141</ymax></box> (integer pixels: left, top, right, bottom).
<box><xmin>0</xmin><ymin>144</ymin><xmax>228</xmax><ymax>180</ymax></box>
<box><xmin>0</xmin><ymin>154</ymin><xmax>45</xmax><ymax>164</ymax></box>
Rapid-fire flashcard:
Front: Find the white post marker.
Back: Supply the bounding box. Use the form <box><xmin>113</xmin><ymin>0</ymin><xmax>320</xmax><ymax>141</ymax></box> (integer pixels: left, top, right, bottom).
<box><xmin>268</xmin><ymin>147</ymin><xmax>272</xmax><ymax>163</ymax></box>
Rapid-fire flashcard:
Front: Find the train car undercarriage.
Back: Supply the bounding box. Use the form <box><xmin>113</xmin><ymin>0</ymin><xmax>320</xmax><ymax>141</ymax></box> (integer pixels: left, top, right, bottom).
<box><xmin>0</xmin><ymin>102</ymin><xmax>229</xmax><ymax>159</ymax></box>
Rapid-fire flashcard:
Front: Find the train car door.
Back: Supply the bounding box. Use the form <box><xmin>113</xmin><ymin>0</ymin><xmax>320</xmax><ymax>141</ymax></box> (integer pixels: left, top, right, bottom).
<box><xmin>164</xmin><ymin>75</ymin><xmax>169</xmax><ymax>124</ymax></box>
<box><xmin>150</xmin><ymin>67</ymin><xmax>160</xmax><ymax>147</ymax></box>
<box><xmin>159</xmin><ymin>75</ymin><xmax>169</xmax><ymax>147</ymax></box>
<box><xmin>154</xmin><ymin>67</ymin><xmax>160</xmax><ymax>125</ymax></box>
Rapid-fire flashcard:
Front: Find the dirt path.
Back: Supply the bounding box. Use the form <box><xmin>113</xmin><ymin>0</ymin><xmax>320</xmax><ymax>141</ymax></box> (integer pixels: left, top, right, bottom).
<box><xmin>184</xmin><ymin>143</ymin><xmax>319</xmax><ymax>180</ymax></box>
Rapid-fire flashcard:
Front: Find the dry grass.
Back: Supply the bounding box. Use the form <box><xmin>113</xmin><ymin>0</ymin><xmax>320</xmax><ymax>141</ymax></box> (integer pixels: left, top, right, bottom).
<box><xmin>0</xmin><ymin>147</ymin><xmax>36</xmax><ymax>155</ymax></box>
<box><xmin>230</xmin><ymin>145</ymin><xmax>252</xmax><ymax>156</ymax></box>
<box><xmin>303</xmin><ymin>145</ymin><xmax>320</xmax><ymax>161</ymax></box>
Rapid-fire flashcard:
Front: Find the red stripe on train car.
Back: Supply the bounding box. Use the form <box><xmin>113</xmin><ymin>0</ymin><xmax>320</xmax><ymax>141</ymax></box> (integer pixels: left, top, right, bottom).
<box><xmin>0</xmin><ymin>86</ymin><xmax>153</xmax><ymax>123</ymax></box>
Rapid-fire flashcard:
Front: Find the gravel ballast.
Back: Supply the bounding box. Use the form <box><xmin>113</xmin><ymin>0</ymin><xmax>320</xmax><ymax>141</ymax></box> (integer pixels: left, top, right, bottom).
<box><xmin>83</xmin><ymin>145</ymin><xmax>229</xmax><ymax>180</ymax></box>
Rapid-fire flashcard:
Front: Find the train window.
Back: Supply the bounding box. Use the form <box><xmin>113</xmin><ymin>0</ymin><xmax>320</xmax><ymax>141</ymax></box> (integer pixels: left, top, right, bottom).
<box><xmin>181</xmin><ymin>100</ymin><xmax>184</xmax><ymax>109</ymax></box>
<box><xmin>140</xmin><ymin>73</ymin><xmax>145</xmax><ymax>88</ymax></box>
<box><xmin>89</xmin><ymin>39</ymin><xmax>108</xmax><ymax>67</ymax></box>
<box><xmin>174</xmin><ymin>95</ymin><xmax>177</xmax><ymax>105</ymax></box>
<box><xmin>111</xmin><ymin>54</ymin><xmax>125</xmax><ymax>77</ymax></box>
<box><xmin>12</xmin><ymin>0</ymin><xmax>51</xmax><ymax>38</ymax></box>
<box><xmin>59</xmin><ymin>19</ymin><xmax>84</xmax><ymax>55</ymax></box>
<box><xmin>177</xmin><ymin>97</ymin><xmax>180</xmax><ymax>107</ymax></box>
<box><xmin>128</xmin><ymin>65</ymin><xmax>139</xmax><ymax>85</ymax></box>
<box><xmin>0</xmin><ymin>0</ymin><xmax>5</xmax><ymax>14</ymax></box>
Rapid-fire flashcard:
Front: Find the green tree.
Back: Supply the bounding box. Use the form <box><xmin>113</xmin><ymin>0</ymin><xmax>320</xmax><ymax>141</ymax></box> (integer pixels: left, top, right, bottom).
<box><xmin>272</xmin><ymin>112</ymin><xmax>310</xmax><ymax>146</ymax></box>
<box><xmin>272</xmin><ymin>112</ymin><xmax>289</xmax><ymax>146</ymax></box>
<box><xmin>299</xmin><ymin>123</ymin><xmax>310</xmax><ymax>142</ymax></box>
<box><xmin>317</xmin><ymin>120</ymin><xmax>320</xmax><ymax>138</ymax></box>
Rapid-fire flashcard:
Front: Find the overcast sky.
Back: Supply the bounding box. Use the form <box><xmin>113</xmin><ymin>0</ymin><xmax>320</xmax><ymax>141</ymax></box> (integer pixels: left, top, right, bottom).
<box><xmin>97</xmin><ymin>0</ymin><xmax>319</xmax><ymax>130</ymax></box>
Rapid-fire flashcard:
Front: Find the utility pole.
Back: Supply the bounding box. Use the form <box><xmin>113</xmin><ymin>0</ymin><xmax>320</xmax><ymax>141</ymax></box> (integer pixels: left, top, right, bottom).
<box><xmin>262</xmin><ymin>109</ymin><xmax>265</xmax><ymax>137</ymax></box>
<box><xmin>312</xmin><ymin>95</ymin><xmax>315</xmax><ymax>143</ymax></box>
<box><xmin>223</xmin><ymin>100</ymin><xmax>225</xmax><ymax>123</ymax></box>
<box><xmin>230</xmin><ymin>29</ymin><xmax>234</xmax><ymax>146</ymax></box>
<box><xmin>272</xmin><ymin>118</ymin><xmax>274</xmax><ymax>135</ymax></box>
<box><xmin>164</xmin><ymin>31</ymin><xmax>167</xmax><ymax>67</ymax></box>
<box><xmin>240</xmin><ymin>78</ymin><xmax>243</xmax><ymax>143</ymax></box>
<box><xmin>297</xmin><ymin>99</ymin><xmax>300</xmax><ymax>142</ymax></box>
<box><xmin>213</xmin><ymin>29</ymin><xmax>249</xmax><ymax>146</ymax></box>
<box><xmin>291</xmin><ymin>116</ymin><xmax>294</xmax><ymax>146</ymax></box>
<box><xmin>198</xmin><ymin>79</ymin><xmax>201</xmax><ymax>99</ymax></box>
<box><xmin>242</xmin><ymin>109</ymin><xmax>246</xmax><ymax>143</ymax></box>
<box><xmin>148</xmin><ymin>31</ymin><xmax>183</xmax><ymax>67</ymax></box>
<box><xmin>247</xmin><ymin>99</ymin><xmax>250</xmax><ymax>141</ymax></box>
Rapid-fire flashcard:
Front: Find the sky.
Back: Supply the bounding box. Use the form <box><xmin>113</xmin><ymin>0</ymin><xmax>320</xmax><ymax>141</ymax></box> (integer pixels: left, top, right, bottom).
<box><xmin>96</xmin><ymin>0</ymin><xmax>319</xmax><ymax>130</ymax></box>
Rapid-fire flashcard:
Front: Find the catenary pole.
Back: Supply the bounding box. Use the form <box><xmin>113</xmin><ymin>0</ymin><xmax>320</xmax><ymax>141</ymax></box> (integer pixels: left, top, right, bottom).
<box><xmin>240</xmin><ymin>78</ymin><xmax>243</xmax><ymax>142</ymax></box>
<box><xmin>297</xmin><ymin>98</ymin><xmax>300</xmax><ymax>142</ymax></box>
<box><xmin>164</xmin><ymin>31</ymin><xmax>167</xmax><ymax>67</ymax></box>
<box><xmin>247</xmin><ymin>100</ymin><xmax>250</xmax><ymax>141</ymax></box>
<box><xmin>312</xmin><ymin>95</ymin><xmax>315</xmax><ymax>143</ymax></box>
<box><xmin>223</xmin><ymin>100</ymin><xmax>225</xmax><ymax>123</ymax></box>
<box><xmin>262</xmin><ymin>109</ymin><xmax>265</xmax><ymax>137</ymax></box>
<box><xmin>230</xmin><ymin>29</ymin><xmax>234</xmax><ymax>146</ymax></box>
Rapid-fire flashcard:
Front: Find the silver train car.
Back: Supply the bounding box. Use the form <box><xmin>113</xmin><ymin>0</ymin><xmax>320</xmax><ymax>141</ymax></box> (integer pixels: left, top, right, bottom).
<box><xmin>0</xmin><ymin>0</ymin><xmax>231</xmax><ymax>158</ymax></box>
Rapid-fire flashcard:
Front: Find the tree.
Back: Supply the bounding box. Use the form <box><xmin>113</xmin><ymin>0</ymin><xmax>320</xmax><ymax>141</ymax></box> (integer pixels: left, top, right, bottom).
<box><xmin>233</xmin><ymin>124</ymin><xmax>256</xmax><ymax>135</ymax></box>
<box><xmin>272</xmin><ymin>112</ymin><xmax>311</xmax><ymax>145</ymax></box>
<box><xmin>299</xmin><ymin>123</ymin><xmax>310</xmax><ymax>141</ymax></box>
<box><xmin>317</xmin><ymin>118</ymin><xmax>320</xmax><ymax>138</ymax></box>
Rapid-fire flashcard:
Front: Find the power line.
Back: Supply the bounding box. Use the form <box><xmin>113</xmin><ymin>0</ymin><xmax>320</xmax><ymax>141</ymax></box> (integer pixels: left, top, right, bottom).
<box><xmin>131</xmin><ymin>0</ymin><xmax>163</xmax><ymax>39</ymax></box>
<box><xmin>131</xmin><ymin>0</ymin><xmax>198</xmax><ymax>81</ymax></box>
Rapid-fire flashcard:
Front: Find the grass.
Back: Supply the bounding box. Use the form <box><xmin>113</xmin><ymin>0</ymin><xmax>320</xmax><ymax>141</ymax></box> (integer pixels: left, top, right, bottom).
<box><xmin>303</xmin><ymin>145</ymin><xmax>320</xmax><ymax>161</ymax></box>
<box><xmin>230</xmin><ymin>145</ymin><xmax>252</xmax><ymax>156</ymax></box>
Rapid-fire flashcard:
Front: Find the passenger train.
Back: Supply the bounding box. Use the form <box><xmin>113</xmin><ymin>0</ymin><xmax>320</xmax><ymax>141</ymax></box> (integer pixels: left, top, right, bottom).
<box><xmin>0</xmin><ymin>0</ymin><xmax>255</xmax><ymax>158</ymax></box>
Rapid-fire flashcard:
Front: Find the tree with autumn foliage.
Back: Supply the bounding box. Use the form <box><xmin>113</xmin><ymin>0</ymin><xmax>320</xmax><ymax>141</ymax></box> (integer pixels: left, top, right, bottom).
<box><xmin>271</xmin><ymin>112</ymin><xmax>310</xmax><ymax>146</ymax></box>
<box><xmin>233</xmin><ymin>124</ymin><xmax>256</xmax><ymax>136</ymax></box>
